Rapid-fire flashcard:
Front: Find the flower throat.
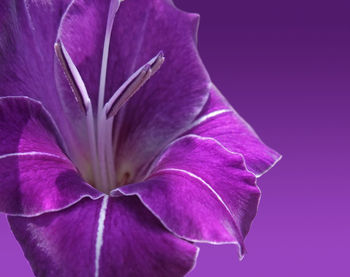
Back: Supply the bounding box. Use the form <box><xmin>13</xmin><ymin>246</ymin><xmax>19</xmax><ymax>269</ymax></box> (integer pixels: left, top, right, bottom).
<box><xmin>54</xmin><ymin>0</ymin><xmax>164</xmax><ymax>193</ymax></box>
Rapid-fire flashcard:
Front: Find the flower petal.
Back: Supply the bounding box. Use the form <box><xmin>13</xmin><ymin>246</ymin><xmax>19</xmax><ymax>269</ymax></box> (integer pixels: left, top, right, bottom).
<box><xmin>8</xmin><ymin>198</ymin><xmax>100</xmax><ymax>277</ymax></box>
<box><xmin>117</xmin><ymin>135</ymin><xmax>261</xmax><ymax>256</ymax></box>
<box><xmin>99</xmin><ymin>196</ymin><xmax>198</xmax><ymax>276</ymax></box>
<box><xmin>185</xmin><ymin>84</ymin><xmax>281</xmax><ymax>176</ymax></box>
<box><xmin>9</xmin><ymin>196</ymin><xmax>198</xmax><ymax>277</ymax></box>
<box><xmin>0</xmin><ymin>97</ymin><xmax>101</xmax><ymax>216</ymax></box>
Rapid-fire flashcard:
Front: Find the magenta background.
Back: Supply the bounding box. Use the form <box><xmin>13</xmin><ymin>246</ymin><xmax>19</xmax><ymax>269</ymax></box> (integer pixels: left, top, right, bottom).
<box><xmin>1</xmin><ymin>0</ymin><xmax>349</xmax><ymax>276</ymax></box>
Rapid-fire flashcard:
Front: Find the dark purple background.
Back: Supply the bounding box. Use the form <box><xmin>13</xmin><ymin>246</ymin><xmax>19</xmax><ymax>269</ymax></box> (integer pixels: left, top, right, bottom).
<box><xmin>1</xmin><ymin>0</ymin><xmax>349</xmax><ymax>276</ymax></box>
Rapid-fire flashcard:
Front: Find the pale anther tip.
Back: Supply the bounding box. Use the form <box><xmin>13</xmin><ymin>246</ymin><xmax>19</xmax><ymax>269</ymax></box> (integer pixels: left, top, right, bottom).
<box><xmin>54</xmin><ymin>41</ymin><xmax>61</xmax><ymax>54</ymax></box>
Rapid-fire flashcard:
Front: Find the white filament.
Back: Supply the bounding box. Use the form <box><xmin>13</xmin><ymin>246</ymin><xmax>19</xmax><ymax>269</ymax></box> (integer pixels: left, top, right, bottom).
<box><xmin>97</xmin><ymin>0</ymin><xmax>121</xmax><ymax>113</ymax></box>
<box><xmin>96</xmin><ymin>0</ymin><xmax>121</xmax><ymax>193</ymax></box>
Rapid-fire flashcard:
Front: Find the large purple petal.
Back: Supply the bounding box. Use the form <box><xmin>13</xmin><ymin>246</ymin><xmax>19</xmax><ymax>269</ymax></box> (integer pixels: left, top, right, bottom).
<box><xmin>9</xmin><ymin>196</ymin><xmax>198</xmax><ymax>277</ymax></box>
<box><xmin>184</xmin><ymin>84</ymin><xmax>281</xmax><ymax>176</ymax></box>
<box><xmin>117</xmin><ymin>135</ymin><xmax>261</xmax><ymax>256</ymax></box>
<box><xmin>8</xmin><ymin>198</ymin><xmax>100</xmax><ymax>277</ymax></box>
<box><xmin>0</xmin><ymin>97</ymin><xmax>101</xmax><ymax>216</ymax></box>
<box><xmin>99</xmin><ymin>196</ymin><xmax>198</xmax><ymax>276</ymax></box>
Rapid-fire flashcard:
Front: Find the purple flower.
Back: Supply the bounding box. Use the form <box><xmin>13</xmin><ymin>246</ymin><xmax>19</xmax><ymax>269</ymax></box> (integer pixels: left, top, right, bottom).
<box><xmin>0</xmin><ymin>0</ymin><xmax>281</xmax><ymax>276</ymax></box>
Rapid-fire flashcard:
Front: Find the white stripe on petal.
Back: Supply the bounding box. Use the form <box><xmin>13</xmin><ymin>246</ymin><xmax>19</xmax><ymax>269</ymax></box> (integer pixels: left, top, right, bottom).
<box><xmin>157</xmin><ymin>169</ymin><xmax>242</xmax><ymax>233</ymax></box>
<box><xmin>0</xmin><ymin>151</ymin><xmax>67</xmax><ymax>161</ymax></box>
<box><xmin>190</xmin><ymin>109</ymin><xmax>232</xmax><ymax>128</ymax></box>
<box><xmin>95</xmin><ymin>195</ymin><xmax>109</xmax><ymax>277</ymax></box>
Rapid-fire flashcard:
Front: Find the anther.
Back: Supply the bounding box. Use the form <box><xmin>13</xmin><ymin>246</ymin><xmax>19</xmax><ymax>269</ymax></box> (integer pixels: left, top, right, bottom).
<box><xmin>54</xmin><ymin>40</ymin><xmax>91</xmax><ymax>114</ymax></box>
<box><xmin>150</xmin><ymin>51</ymin><xmax>165</xmax><ymax>75</ymax></box>
<box><xmin>106</xmin><ymin>65</ymin><xmax>151</xmax><ymax>118</ymax></box>
<box><xmin>105</xmin><ymin>52</ymin><xmax>165</xmax><ymax>119</ymax></box>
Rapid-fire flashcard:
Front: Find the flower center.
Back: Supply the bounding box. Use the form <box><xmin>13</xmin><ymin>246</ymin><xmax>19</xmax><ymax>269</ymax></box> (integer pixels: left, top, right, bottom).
<box><xmin>54</xmin><ymin>1</ymin><xmax>164</xmax><ymax>193</ymax></box>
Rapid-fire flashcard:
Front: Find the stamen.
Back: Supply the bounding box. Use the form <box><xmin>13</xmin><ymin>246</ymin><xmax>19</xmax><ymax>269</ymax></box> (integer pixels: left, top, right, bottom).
<box><xmin>54</xmin><ymin>41</ymin><xmax>90</xmax><ymax>114</ymax></box>
<box><xmin>104</xmin><ymin>52</ymin><xmax>165</xmax><ymax>119</ymax></box>
<box><xmin>55</xmin><ymin>40</ymin><xmax>101</xmax><ymax>188</ymax></box>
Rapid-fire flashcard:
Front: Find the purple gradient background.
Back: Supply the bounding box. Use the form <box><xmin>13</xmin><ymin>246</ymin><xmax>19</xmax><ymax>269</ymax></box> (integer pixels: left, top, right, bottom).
<box><xmin>1</xmin><ymin>0</ymin><xmax>349</xmax><ymax>276</ymax></box>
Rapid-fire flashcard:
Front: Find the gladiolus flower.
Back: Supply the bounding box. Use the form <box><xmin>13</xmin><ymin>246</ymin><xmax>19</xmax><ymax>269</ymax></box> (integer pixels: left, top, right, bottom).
<box><xmin>0</xmin><ymin>0</ymin><xmax>280</xmax><ymax>276</ymax></box>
